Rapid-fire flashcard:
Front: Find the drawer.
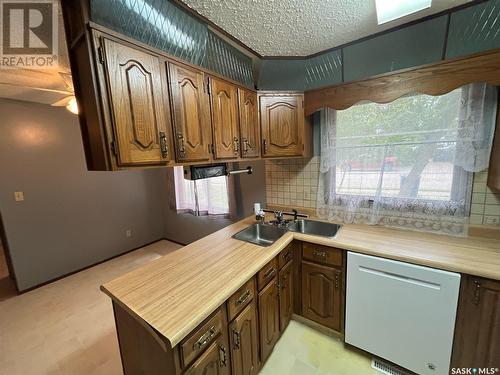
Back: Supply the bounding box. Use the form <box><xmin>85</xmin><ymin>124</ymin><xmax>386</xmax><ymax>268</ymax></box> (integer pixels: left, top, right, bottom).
<box><xmin>278</xmin><ymin>243</ymin><xmax>295</xmax><ymax>269</ymax></box>
<box><xmin>227</xmin><ymin>277</ymin><xmax>256</xmax><ymax>322</ymax></box>
<box><xmin>180</xmin><ymin>307</ymin><xmax>225</xmax><ymax>368</ymax></box>
<box><xmin>257</xmin><ymin>258</ymin><xmax>278</xmax><ymax>291</ymax></box>
<box><xmin>303</xmin><ymin>242</ymin><xmax>343</xmax><ymax>267</ymax></box>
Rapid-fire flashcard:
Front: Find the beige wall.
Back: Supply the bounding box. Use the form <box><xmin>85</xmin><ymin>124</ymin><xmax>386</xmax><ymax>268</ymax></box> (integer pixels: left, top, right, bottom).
<box><xmin>265</xmin><ymin>158</ymin><xmax>500</xmax><ymax>226</ymax></box>
<box><xmin>0</xmin><ymin>99</ymin><xmax>166</xmax><ymax>291</ymax></box>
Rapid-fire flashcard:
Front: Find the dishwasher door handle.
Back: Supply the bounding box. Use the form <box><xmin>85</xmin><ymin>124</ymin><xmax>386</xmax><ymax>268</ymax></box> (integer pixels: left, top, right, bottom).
<box><xmin>358</xmin><ymin>265</ymin><xmax>441</xmax><ymax>290</ymax></box>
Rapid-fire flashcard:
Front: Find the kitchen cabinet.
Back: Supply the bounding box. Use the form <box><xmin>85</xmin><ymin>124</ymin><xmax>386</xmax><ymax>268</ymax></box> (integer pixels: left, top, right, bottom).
<box><xmin>100</xmin><ymin>37</ymin><xmax>172</xmax><ymax>166</ymax></box>
<box><xmin>258</xmin><ymin>275</ymin><xmax>280</xmax><ymax>363</ymax></box>
<box><xmin>451</xmin><ymin>275</ymin><xmax>500</xmax><ymax>368</ymax></box>
<box><xmin>301</xmin><ymin>261</ymin><xmax>343</xmax><ymax>331</ymax></box>
<box><xmin>279</xmin><ymin>260</ymin><xmax>293</xmax><ymax>331</ymax></box>
<box><xmin>229</xmin><ymin>302</ymin><xmax>260</xmax><ymax>375</ymax></box>
<box><xmin>184</xmin><ymin>336</ymin><xmax>230</xmax><ymax>375</ymax></box>
<box><xmin>238</xmin><ymin>89</ymin><xmax>260</xmax><ymax>158</ymax></box>
<box><xmin>210</xmin><ymin>77</ymin><xmax>240</xmax><ymax>159</ymax></box>
<box><xmin>168</xmin><ymin>62</ymin><xmax>213</xmax><ymax>163</ymax></box>
<box><xmin>260</xmin><ymin>93</ymin><xmax>306</xmax><ymax>158</ymax></box>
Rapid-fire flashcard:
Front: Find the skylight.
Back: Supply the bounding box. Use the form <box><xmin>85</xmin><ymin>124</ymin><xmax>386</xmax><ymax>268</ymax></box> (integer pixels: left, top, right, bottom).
<box><xmin>375</xmin><ymin>0</ymin><xmax>432</xmax><ymax>24</ymax></box>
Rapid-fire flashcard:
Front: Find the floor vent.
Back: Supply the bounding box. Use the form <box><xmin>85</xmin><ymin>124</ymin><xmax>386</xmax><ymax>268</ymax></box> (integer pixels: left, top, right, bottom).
<box><xmin>371</xmin><ymin>357</ymin><xmax>413</xmax><ymax>375</ymax></box>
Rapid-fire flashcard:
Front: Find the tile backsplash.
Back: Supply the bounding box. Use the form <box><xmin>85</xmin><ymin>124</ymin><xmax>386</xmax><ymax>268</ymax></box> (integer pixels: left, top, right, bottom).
<box><xmin>265</xmin><ymin>159</ymin><xmax>500</xmax><ymax>226</ymax></box>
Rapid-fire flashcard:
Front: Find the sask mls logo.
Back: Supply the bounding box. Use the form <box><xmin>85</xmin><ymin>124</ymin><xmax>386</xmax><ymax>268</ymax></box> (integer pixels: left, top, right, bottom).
<box><xmin>0</xmin><ymin>0</ymin><xmax>58</xmax><ymax>68</ymax></box>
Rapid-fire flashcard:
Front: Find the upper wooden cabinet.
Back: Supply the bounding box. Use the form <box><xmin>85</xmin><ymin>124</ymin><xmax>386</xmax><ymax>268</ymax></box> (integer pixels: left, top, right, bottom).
<box><xmin>168</xmin><ymin>62</ymin><xmax>212</xmax><ymax>163</ymax></box>
<box><xmin>238</xmin><ymin>89</ymin><xmax>260</xmax><ymax>158</ymax></box>
<box><xmin>452</xmin><ymin>276</ymin><xmax>500</xmax><ymax>368</ymax></box>
<box><xmin>101</xmin><ymin>37</ymin><xmax>172</xmax><ymax>166</ymax></box>
<box><xmin>210</xmin><ymin>77</ymin><xmax>240</xmax><ymax>159</ymax></box>
<box><xmin>260</xmin><ymin>93</ymin><xmax>306</xmax><ymax>158</ymax></box>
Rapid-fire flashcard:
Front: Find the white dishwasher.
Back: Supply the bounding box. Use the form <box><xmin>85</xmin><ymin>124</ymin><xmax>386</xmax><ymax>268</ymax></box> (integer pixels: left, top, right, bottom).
<box><xmin>345</xmin><ymin>252</ymin><xmax>461</xmax><ymax>375</ymax></box>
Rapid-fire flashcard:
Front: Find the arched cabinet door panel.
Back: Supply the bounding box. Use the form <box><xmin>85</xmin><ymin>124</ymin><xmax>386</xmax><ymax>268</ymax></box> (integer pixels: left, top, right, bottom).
<box><xmin>238</xmin><ymin>89</ymin><xmax>260</xmax><ymax>158</ymax></box>
<box><xmin>301</xmin><ymin>261</ymin><xmax>342</xmax><ymax>331</ymax></box>
<box><xmin>210</xmin><ymin>77</ymin><xmax>239</xmax><ymax>159</ymax></box>
<box><xmin>260</xmin><ymin>94</ymin><xmax>304</xmax><ymax>158</ymax></box>
<box><xmin>102</xmin><ymin>37</ymin><xmax>172</xmax><ymax>166</ymax></box>
<box><xmin>168</xmin><ymin>62</ymin><xmax>212</xmax><ymax>162</ymax></box>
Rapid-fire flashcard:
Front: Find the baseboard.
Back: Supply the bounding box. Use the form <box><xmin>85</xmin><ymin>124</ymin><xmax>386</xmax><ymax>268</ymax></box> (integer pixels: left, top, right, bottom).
<box><xmin>19</xmin><ymin>237</ymin><xmax>164</xmax><ymax>294</ymax></box>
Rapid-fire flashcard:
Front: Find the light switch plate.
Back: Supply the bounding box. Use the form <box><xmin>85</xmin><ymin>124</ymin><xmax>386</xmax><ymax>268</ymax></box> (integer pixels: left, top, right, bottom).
<box><xmin>14</xmin><ymin>191</ymin><xmax>24</xmax><ymax>201</ymax></box>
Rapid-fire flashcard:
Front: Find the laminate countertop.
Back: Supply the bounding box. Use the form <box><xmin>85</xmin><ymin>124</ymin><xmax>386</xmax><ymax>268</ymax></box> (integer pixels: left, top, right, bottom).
<box><xmin>101</xmin><ymin>216</ymin><xmax>500</xmax><ymax>348</ymax></box>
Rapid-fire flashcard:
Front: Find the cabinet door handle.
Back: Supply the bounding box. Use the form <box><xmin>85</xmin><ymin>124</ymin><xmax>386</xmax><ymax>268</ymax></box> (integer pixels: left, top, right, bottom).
<box><xmin>235</xmin><ymin>289</ymin><xmax>251</xmax><ymax>306</ymax></box>
<box><xmin>242</xmin><ymin>138</ymin><xmax>249</xmax><ymax>153</ymax></box>
<box><xmin>219</xmin><ymin>345</ymin><xmax>227</xmax><ymax>367</ymax></box>
<box><xmin>334</xmin><ymin>271</ymin><xmax>340</xmax><ymax>290</ymax></box>
<box><xmin>232</xmin><ymin>329</ymin><xmax>241</xmax><ymax>349</ymax></box>
<box><xmin>176</xmin><ymin>133</ymin><xmax>185</xmax><ymax>155</ymax></box>
<box><xmin>262</xmin><ymin>139</ymin><xmax>268</xmax><ymax>154</ymax></box>
<box><xmin>193</xmin><ymin>326</ymin><xmax>216</xmax><ymax>350</ymax></box>
<box><xmin>473</xmin><ymin>280</ymin><xmax>481</xmax><ymax>305</ymax></box>
<box><xmin>233</xmin><ymin>137</ymin><xmax>240</xmax><ymax>153</ymax></box>
<box><xmin>159</xmin><ymin>131</ymin><xmax>168</xmax><ymax>159</ymax></box>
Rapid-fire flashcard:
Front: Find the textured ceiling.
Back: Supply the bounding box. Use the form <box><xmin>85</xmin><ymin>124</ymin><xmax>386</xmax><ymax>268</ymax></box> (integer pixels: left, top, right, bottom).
<box><xmin>181</xmin><ymin>0</ymin><xmax>470</xmax><ymax>56</ymax></box>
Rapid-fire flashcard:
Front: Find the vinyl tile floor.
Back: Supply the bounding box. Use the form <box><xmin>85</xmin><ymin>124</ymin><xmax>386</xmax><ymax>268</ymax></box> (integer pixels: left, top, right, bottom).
<box><xmin>1</xmin><ymin>239</ymin><xmax>379</xmax><ymax>375</ymax></box>
<box><xmin>261</xmin><ymin>320</ymin><xmax>379</xmax><ymax>375</ymax></box>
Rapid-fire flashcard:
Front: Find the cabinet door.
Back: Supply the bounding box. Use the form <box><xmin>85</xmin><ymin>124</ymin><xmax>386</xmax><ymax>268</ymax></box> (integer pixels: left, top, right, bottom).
<box><xmin>229</xmin><ymin>303</ymin><xmax>260</xmax><ymax>375</ymax></box>
<box><xmin>168</xmin><ymin>62</ymin><xmax>212</xmax><ymax>162</ymax></box>
<box><xmin>279</xmin><ymin>260</ymin><xmax>294</xmax><ymax>332</ymax></box>
<box><xmin>301</xmin><ymin>261</ymin><xmax>342</xmax><ymax>331</ymax></box>
<box><xmin>102</xmin><ymin>38</ymin><xmax>171</xmax><ymax>166</ymax></box>
<box><xmin>238</xmin><ymin>89</ymin><xmax>260</xmax><ymax>158</ymax></box>
<box><xmin>451</xmin><ymin>276</ymin><xmax>500</xmax><ymax>368</ymax></box>
<box><xmin>260</xmin><ymin>95</ymin><xmax>304</xmax><ymax>157</ymax></box>
<box><xmin>258</xmin><ymin>277</ymin><xmax>280</xmax><ymax>362</ymax></box>
<box><xmin>184</xmin><ymin>335</ymin><xmax>230</xmax><ymax>375</ymax></box>
<box><xmin>210</xmin><ymin>77</ymin><xmax>240</xmax><ymax>159</ymax></box>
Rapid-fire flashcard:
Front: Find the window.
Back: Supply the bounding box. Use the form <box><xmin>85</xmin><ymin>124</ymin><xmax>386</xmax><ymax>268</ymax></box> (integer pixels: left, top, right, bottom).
<box><xmin>173</xmin><ymin>166</ymin><xmax>229</xmax><ymax>216</ymax></box>
<box><xmin>317</xmin><ymin>83</ymin><xmax>497</xmax><ymax>234</ymax></box>
<box><xmin>334</xmin><ymin>89</ymin><xmax>464</xmax><ymax>201</ymax></box>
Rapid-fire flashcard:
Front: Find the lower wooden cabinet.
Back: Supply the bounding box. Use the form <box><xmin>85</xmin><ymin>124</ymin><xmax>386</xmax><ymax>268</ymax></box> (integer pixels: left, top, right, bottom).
<box><xmin>279</xmin><ymin>260</ymin><xmax>294</xmax><ymax>331</ymax></box>
<box><xmin>185</xmin><ymin>335</ymin><xmax>230</xmax><ymax>375</ymax></box>
<box><xmin>301</xmin><ymin>261</ymin><xmax>343</xmax><ymax>331</ymax></box>
<box><xmin>258</xmin><ymin>276</ymin><xmax>280</xmax><ymax>363</ymax></box>
<box><xmin>451</xmin><ymin>275</ymin><xmax>500</xmax><ymax>368</ymax></box>
<box><xmin>229</xmin><ymin>302</ymin><xmax>260</xmax><ymax>375</ymax></box>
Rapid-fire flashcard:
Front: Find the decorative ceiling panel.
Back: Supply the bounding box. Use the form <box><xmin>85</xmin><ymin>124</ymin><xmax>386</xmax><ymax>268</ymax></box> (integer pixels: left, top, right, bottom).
<box><xmin>181</xmin><ymin>0</ymin><xmax>469</xmax><ymax>56</ymax></box>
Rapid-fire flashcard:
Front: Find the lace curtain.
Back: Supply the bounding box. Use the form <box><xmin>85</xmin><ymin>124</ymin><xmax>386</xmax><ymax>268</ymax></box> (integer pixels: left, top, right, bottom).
<box><xmin>173</xmin><ymin>166</ymin><xmax>229</xmax><ymax>216</ymax></box>
<box><xmin>316</xmin><ymin>83</ymin><xmax>497</xmax><ymax>235</ymax></box>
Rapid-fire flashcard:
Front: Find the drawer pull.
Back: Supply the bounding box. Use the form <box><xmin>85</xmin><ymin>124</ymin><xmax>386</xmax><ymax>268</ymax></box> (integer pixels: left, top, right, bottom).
<box><xmin>283</xmin><ymin>250</ymin><xmax>293</xmax><ymax>262</ymax></box>
<box><xmin>219</xmin><ymin>345</ymin><xmax>227</xmax><ymax>367</ymax></box>
<box><xmin>235</xmin><ymin>290</ymin><xmax>251</xmax><ymax>306</ymax></box>
<box><xmin>264</xmin><ymin>267</ymin><xmax>276</xmax><ymax>279</ymax></box>
<box><xmin>193</xmin><ymin>326</ymin><xmax>217</xmax><ymax>350</ymax></box>
<box><xmin>312</xmin><ymin>251</ymin><xmax>327</xmax><ymax>258</ymax></box>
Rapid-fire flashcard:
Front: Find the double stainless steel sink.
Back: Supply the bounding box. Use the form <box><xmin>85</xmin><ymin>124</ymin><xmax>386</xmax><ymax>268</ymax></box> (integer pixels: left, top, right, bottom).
<box><xmin>232</xmin><ymin>219</ymin><xmax>341</xmax><ymax>247</ymax></box>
